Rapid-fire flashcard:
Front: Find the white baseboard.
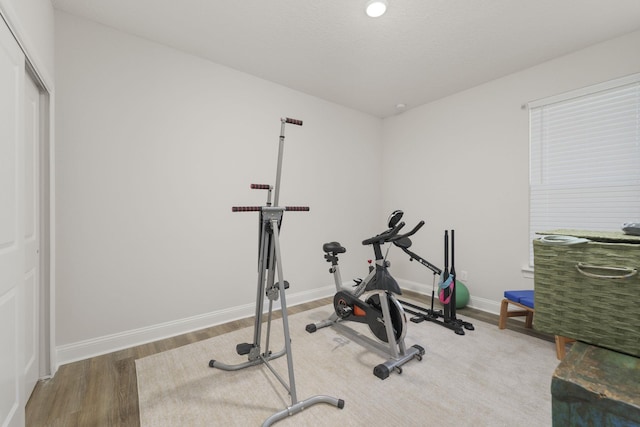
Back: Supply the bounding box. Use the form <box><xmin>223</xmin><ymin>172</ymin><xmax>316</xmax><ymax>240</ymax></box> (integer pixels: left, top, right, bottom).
<box><xmin>55</xmin><ymin>285</ymin><xmax>335</xmax><ymax>368</ymax></box>
<box><xmin>55</xmin><ymin>280</ymin><xmax>504</xmax><ymax>368</ymax></box>
<box><xmin>397</xmin><ymin>278</ymin><xmax>502</xmax><ymax>316</ymax></box>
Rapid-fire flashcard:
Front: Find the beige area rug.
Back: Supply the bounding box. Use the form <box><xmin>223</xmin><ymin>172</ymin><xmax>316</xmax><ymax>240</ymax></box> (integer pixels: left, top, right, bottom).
<box><xmin>136</xmin><ymin>303</ymin><xmax>560</xmax><ymax>426</ymax></box>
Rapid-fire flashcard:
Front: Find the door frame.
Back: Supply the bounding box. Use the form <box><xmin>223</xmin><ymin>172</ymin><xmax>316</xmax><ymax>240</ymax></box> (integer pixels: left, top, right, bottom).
<box><xmin>0</xmin><ymin>8</ymin><xmax>56</xmax><ymax>379</ymax></box>
<box><xmin>26</xmin><ymin>62</ymin><xmax>52</xmax><ymax>379</ymax></box>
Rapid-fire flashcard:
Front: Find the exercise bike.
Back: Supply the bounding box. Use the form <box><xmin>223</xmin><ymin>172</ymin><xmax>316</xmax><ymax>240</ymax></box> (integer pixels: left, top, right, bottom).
<box><xmin>305</xmin><ymin>219</ymin><xmax>425</xmax><ymax>380</ymax></box>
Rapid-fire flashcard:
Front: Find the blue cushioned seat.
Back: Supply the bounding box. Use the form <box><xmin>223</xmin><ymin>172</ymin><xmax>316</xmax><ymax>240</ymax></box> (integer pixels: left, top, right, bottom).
<box><xmin>499</xmin><ymin>290</ymin><xmax>535</xmax><ymax>330</ymax></box>
<box><xmin>519</xmin><ymin>296</ymin><xmax>534</xmax><ymax>309</ymax></box>
<box><xmin>503</xmin><ymin>290</ymin><xmax>534</xmax><ymax>306</ymax></box>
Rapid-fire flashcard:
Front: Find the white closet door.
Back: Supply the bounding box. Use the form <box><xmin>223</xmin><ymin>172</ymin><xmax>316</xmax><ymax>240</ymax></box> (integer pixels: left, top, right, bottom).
<box><xmin>23</xmin><ymin>70</ymin><xmax>40</xmax><ymax>401</ymax></box>
<box><xmin>0</xmin><ymin>16</ymin><xmax>26</xmax><ymax>427</ymax></box>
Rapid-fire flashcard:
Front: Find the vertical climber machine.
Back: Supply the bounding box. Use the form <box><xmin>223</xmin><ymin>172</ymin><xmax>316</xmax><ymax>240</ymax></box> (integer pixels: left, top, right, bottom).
<box><xmin>208</xmin><ymin>118</ymin><xmax>344</xmax><ymax>426</ymax></box>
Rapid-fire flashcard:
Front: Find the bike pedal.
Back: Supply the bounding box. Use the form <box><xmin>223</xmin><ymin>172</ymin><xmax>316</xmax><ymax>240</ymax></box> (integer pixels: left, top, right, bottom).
<box><xmin>236</xmin><ymin>343</ymin><xmax>253</xmax><ymax>355</ymax></box>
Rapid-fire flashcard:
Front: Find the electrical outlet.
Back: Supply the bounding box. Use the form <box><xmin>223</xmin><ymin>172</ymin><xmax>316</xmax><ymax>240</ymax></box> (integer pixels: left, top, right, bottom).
<box><xmin>459</xmin><ymin>270</ymin><xmax>468</xmax><ymax>281</ymax></box>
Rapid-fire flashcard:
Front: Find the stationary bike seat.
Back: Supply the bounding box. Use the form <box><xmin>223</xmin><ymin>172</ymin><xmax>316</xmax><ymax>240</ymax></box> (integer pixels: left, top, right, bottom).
<box><xmin>323</xmin><ymin>242</ymin><xmax>346</xmax><ymax>254</ymax></box>
<box><xmin>393</xmin><ymin>237</ymin><xmax>412</xmax><ymax>249</ymax></box>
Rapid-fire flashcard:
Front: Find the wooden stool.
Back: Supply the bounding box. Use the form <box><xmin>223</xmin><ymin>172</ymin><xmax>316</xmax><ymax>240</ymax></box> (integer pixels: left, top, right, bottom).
<box><xmin>499</xmin><ymin>290</ymin><xmax>534</xmax><ymax>329</ymax></box>
<box><xmin>498</xmin><ymin>290</ymin><xmax>574</xmax><ymax>360</ymax></box>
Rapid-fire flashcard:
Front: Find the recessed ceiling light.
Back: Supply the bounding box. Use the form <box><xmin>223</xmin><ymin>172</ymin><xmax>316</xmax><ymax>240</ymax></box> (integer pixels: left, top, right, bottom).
<box><xmin>366</xmin><ymin>0</ymin><xmax>388</xmax><ymax>18</ymax></box>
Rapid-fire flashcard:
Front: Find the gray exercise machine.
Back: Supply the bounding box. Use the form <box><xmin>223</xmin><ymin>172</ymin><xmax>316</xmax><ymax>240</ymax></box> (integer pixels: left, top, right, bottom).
<box><xmin>208</xmin><ymin>117</ymin><xmax>344</xmax><ymax>426</ymax></box>
<box><xmin>305</xmin><ymin>217</ymin><xmax>426</xmax><ymax>379</ymax></box>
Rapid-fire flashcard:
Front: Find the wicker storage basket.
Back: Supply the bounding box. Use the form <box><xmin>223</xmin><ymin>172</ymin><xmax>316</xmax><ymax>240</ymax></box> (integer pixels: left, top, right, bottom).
<box><xmin>534</xmin><ymin>230</ymin><xmax>640</xmax><ymax>357</ymax></box>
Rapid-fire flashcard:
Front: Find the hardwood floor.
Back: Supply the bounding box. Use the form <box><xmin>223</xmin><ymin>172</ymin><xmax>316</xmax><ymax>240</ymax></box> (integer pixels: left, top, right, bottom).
<box><xmin>26</xmin><ymin>292</ymin><xmax>552</xmax><ymax>426</ymax></box>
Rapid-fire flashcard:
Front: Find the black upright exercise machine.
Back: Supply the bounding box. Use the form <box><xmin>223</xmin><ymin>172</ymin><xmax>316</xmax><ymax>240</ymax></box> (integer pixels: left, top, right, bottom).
<box><xmin>389</xmin><ymin>211</ymin><xmax>474</xmax><ymax>335</ymax></box>
<box><xmin>208</xmin><ymin>118</ymin><xmax>344</xmax><ymax>427</ymax></box>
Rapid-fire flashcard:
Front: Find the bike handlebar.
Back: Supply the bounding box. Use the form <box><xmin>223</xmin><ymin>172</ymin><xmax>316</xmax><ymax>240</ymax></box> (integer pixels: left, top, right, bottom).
<box><xmin>250</xmin><ymin>184</ymin><xmax>271</xmax><ymax>190</ymax></box>
<box><xmin>362</xmin><ymin>221</ymin><xmax>405</xmax><ymax>246</ymax></box>
<box><xmin>232</xmin><ymin>206</ymin><xmax>310</xmax><ymax>212</ymax></box>
<box><xmin>282</xmin><ymin>117</ymin><xmax>303</xmax><ymax>126</ymax></box>
<box><xmin>389</xmin><ymin>220</ymin><xmax>425</xmax><ymax>242</ymax></box>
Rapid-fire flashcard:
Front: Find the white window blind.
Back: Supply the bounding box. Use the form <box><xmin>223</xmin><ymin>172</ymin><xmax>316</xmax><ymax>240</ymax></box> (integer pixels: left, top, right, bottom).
<box><xmin>529</xmin><ymin>73</ymin><xmax>640</xmax><ymax>265</ymax></box>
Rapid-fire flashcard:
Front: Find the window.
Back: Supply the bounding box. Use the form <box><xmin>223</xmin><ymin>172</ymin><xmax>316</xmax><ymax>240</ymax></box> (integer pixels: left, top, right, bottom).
<box><xmin>529</xmin><ymin>73</ymin><xmax>640</xmax><ymax>264</ymax></box>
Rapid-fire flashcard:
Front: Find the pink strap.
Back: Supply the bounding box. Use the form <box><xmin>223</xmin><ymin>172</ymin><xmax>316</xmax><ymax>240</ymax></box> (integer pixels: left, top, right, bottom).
<box><xmin>438</xmin><ymin>280</ymin><xmax>455</xmax><ymax>304</ymax></box>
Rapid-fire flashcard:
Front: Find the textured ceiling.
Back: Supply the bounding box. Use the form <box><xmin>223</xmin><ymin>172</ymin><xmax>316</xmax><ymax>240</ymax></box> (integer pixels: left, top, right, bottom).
<box><xmin>51</xmin><ymin>0</ymin><xmax>640</xmax><ymax>118</ymax></box>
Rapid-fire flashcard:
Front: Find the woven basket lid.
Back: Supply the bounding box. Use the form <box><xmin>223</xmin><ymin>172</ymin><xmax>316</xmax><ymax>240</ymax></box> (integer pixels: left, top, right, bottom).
<box><xmin>537</xmin><ymin>229</ymin><xmax>640</xmax><ymax>244</ymax></box>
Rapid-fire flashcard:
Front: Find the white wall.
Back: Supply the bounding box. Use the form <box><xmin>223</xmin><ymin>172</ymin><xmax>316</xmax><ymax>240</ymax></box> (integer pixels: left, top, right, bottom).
<box><xmin>54</xmin><ymin>11</ymin><xmax>383</xmax><ymax>363</ymax></box>
<box><xmin>382</xmin><ymin>30</ymin><xmax>640</xmax><ymax>313</ymax></box>
<box><xmin>55</xmin><ymin>10</ymin><xmax>640</xmax><ymax>363</ymax></box>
